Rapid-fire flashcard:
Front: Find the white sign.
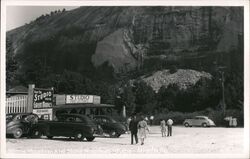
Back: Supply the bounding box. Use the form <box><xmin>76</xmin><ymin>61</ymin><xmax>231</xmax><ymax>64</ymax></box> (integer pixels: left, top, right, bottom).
<box><xmin>33</xmin><ymin>108</ymin><xmax>53</xmax><ymax>120</ymax></box>
<box><xmin>66</xmin><ymin>95</ymin><xmax>96</xmax><ymax>104</ymax></box>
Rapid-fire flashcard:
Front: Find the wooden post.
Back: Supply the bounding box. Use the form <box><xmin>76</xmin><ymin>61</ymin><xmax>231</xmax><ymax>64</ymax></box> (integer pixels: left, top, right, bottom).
<box><xmin>27</xmin><ymin>84</ymin><xmax>35</xmax><ymax>113</ymax></box>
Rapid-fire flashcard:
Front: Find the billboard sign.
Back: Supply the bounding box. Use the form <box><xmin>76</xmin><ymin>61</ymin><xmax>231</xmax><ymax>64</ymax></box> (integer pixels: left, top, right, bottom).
<box><xmin>66</xmin><ymin>95</ymin><xmax>100</xmax><ymax>104</ymax></box>
<box><xmin>33</xmin><ymin>88</ymin><xmax>53</xmax><ymax>109</ymax></box>
<box><xmin>33</xmin><ymin>88</ymin><xmax>53</xmax><ymax>120</ymax></box>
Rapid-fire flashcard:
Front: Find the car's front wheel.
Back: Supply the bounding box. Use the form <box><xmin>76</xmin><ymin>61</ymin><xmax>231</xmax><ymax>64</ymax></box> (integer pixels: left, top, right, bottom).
<box><xmin>31</xmin><ymin>128</ymin><xmax>42</xmax><ymax>138</ymax></box>
<box><xmin>86</xmin><ymin>137</ymin><xmax>95</xmax><ymax>141</ymax></box>
<box><xmin>184</xmin><ymin>123</ymin><xmax>190</xmax><ymax>127</ymax></box>
<box><xmin>109</xmin><ymin>130</ymin><xmax>118</xmax><ymax>138</ymax></box>
<box><xmin>202</xmin><ymin>123</ymin><xmax>207</xmax><ymax>127</ymax></box>
<box><xmin>74</xmin><ymin>131</ymin><xmax>84</xmax><ymax>141</ymax></box>
<box><xmin>13</xmin><ymin>128</ymin><xmax>23</xmax><ymax>139</ymax></box>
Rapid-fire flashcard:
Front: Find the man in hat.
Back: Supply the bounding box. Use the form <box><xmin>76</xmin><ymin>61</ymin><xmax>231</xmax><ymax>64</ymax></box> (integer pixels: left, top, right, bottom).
<box><xmin>129</xmin><ymin>115</ymin><xmax>138</xmax><ymax>144</ymax></box>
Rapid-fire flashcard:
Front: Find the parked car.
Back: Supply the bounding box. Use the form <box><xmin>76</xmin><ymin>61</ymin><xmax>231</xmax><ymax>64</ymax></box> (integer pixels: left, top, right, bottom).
<box><xmin>183</xmin><ymin>116</ymin><xmax>216</xmax><ymax>127</ymax></box>
<box><xmin>32</xmin><ymin>114</ymin><xmax>98</xmax><ymax>141</ymax></box>
<box><xmin>93</xmin><ymin>115</ymin><xmax>127</xmax><ymax>138</ymax></box>
<box><xmin>6</xmin><ymin>113</ymin><xmax>39</xmax><ymax>139</ymax></box>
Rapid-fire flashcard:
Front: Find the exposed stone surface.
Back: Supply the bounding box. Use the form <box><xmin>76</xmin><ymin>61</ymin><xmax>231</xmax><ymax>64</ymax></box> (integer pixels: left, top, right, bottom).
<box><xmin>141</xmin><ymin>69</ymin><xmax>212</xmax><ymax>92</ymax></box>
<box><xmin>91</xmin><ymin>29</ymin><xmax>138</xmax><ymax>72</ymax></box>
<box><xmin>7</xmin><ymin>7</ymin><xmax>243</xmax><ymax>73</ymax></box>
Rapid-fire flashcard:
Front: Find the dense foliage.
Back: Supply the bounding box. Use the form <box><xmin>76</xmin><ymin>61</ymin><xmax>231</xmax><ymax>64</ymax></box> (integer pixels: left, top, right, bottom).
<box><xmin>6</xmin><ymin>38</ymin><xmax>18</xmax><ymax>90</ymax></box>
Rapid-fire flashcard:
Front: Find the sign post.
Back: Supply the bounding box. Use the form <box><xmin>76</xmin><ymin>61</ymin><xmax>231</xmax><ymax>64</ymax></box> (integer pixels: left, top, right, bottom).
<box><xmin>27</xmin><ymin>84</ymin><xmax>35</xmax><ymax>113</ymax></box>
<box><xmin>32</xmin><ymin>88</ymin><xmax>54</xmax><ymax>120</ymax></box>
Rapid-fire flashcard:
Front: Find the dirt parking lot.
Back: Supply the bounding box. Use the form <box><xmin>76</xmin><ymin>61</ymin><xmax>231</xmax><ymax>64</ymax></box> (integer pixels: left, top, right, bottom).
<box><xmin>6</xmin><ymin>126</ymin><xmax>244</xmax><ymax>154</ymax></box>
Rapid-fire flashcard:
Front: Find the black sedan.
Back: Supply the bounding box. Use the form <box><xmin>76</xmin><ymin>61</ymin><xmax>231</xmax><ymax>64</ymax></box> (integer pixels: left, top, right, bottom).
<box><xmin>33</xmin><ymin>114</ymin><xmax>98</xmax><ymax>141</ymax></box>
<box><xmin>93</xmin><ymin>115</ymin><xmax>127</xmax><ymax>138</ymax></box>
<box><xmin>6</xmin><ymin>113</ymin><xmax>39</xmax><ymax>139</ymax></box>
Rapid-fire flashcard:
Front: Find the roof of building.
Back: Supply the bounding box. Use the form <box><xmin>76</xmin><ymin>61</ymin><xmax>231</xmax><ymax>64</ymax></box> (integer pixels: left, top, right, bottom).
<box><xmin>6</xmin><ymin>85</ymin><xmax>28</xmax><ymax>94</ymax></box>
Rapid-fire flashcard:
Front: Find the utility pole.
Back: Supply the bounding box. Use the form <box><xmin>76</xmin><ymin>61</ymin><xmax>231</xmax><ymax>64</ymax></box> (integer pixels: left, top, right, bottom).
<box><xmin>221</xmin><ymin>71</ymin><xmax>226</xmax><ymax>116</ymax></box>
<box><xmin>218</xmin><ymin>66</ymin><xmax>227</xmax><ymax>116</ymax></box>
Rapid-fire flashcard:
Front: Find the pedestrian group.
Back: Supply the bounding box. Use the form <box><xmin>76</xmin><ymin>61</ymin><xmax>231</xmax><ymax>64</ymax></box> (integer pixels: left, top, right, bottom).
<box><xmin>129</xmin><ymin>114</ymin><xmax>173</xmax><ymax>145</ymax></box>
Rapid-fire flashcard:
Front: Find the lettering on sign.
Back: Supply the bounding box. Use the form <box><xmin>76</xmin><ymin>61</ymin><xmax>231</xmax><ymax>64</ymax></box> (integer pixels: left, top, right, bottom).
<box><xmin>66</xmin><ymin>95</ymin><xmax>96</xmax><ymax>104</ymax></box>
<box><xmin>33</xmin><ymin>88</ymin><xmax>53</xmax><ymax>109</ymax></box>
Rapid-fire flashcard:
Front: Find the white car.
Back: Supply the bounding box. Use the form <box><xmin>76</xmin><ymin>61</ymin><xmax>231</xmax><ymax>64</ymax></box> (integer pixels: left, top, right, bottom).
<box><xmin>183</xmin><ymin>116</ymin><xmax>216</xmax><ymax>127</ymax></box>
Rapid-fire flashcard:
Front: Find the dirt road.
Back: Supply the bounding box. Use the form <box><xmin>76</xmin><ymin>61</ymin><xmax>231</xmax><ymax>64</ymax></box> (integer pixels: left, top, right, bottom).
<box><xmin>6</xmin><ymin>126</ymin><xmax>244</xmax><ymax>154</ymax></box>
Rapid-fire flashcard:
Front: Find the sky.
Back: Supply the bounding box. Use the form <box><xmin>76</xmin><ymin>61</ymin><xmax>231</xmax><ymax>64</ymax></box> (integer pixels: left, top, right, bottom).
<box><xmin>6</xmin><ymin>6</ymin><xmax>78</xmax><ymax>31</ymax></box>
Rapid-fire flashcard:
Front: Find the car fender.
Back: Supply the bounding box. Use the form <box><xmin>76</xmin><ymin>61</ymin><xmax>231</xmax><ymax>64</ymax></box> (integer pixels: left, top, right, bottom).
<box><xmin>183</xmin><ymin>120</ymin><xmax>191</xmax><ymax>126</ymax></box>
<box><xmin>6</xmin><ymin>125</ymin><xmax>25</xmax><ymax>134</ymax></box>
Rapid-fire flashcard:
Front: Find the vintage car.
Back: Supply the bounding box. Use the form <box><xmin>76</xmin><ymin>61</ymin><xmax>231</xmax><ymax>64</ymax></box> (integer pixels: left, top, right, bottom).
<box><xmin>6</xmin><ymin>113</ymin><xmax>39</xmax><ymax>139</ymax></box>
<box><xmin>183</xmin><ymin>116</ymin><xmax>216</xmax><ymax>127</ymax></box>
<box><xmin>32</xmin><ymin>114</ymin><xmax>98</xmax><ymax>141</ymax></box>
<box><xmin>93</xmin><ymin>115</ymin><xmax>127</xmax><ymax>138</ymax></box>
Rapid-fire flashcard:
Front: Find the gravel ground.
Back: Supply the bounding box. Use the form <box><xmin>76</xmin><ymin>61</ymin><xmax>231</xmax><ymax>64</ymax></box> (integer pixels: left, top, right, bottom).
<box><xmin>6</xmin><ymin>126</ymin><xmax>244</xmax><ymax>154</ymax></box>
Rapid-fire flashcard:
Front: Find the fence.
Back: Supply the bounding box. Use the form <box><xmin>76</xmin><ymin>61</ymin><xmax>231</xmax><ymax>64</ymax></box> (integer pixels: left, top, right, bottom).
<box><xmin>6</xmin><ymin>95</ymin><xmax>28</xmax><ymax>114</ymax></box>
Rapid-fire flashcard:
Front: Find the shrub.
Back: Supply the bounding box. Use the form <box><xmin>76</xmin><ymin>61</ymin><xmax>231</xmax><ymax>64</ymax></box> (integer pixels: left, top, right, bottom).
<box><xmin>169</xmin><ymin>65</ymin><xmax>177</xmax><ymax>74</ymax></box>
<box><xmin>207</xmin><ymin>110</ymin><xmax>224</xmax><ymax>126</ymax></box>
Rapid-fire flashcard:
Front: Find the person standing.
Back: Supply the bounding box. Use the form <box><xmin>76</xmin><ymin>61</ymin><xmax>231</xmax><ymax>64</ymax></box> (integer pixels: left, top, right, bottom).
<box><xmin>149</xmin><ymin>115</ymin><xmax>154</xmax><ymax>126</ymax></box>
<box><xmin>126</xmin><ymin>117</ymin><xmax>132</xmax><ymax>133</ymax></box>
<box><xmin>137</xmin><ymin>116</ymin><xmax>150</xmax><ymax>145</ymax></box>
<box><xmin>167</xmin><ymin>118</ymin><xmax>173</xmax><ymax>137</ymax></box>
<box><xmin>144</xmin><ymin>116</ymin><xmax>149</xmax><ymax>125</ymax></box>
<box><xmin>129</xmin><ymin>115</ymin><xmax>138</xmax><ymax>144</ymax></box>
<box><xmin>160</xmin><ymin>119</ymin><xmax>166</xmax><ymax>137</ymax></box>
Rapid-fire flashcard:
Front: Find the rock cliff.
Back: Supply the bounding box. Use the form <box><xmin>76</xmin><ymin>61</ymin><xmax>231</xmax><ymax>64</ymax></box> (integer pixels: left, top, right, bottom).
<box><xmin>6</xmin><ymin>6</ymin><xmax>243</xmax><ymax>84</ymax></box>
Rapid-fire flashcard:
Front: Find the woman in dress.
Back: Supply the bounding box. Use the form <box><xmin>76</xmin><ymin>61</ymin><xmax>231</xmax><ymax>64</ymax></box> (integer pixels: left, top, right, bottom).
<box><xmin>137</xmin><ymin>116</ymin><xmax>150</xmax><ymax>145</ymax></box>
<box><xmin>160</xmin><ymin>119</ymin><xmax>166</xmax><ymax>137</ymax></box>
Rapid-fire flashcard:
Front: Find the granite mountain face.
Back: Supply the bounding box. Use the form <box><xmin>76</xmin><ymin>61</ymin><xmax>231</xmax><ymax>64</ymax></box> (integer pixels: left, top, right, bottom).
<box><xmin>6</xmin><ymin>6</ymin><xmax>243</xmax><ymax>89</ymax></box>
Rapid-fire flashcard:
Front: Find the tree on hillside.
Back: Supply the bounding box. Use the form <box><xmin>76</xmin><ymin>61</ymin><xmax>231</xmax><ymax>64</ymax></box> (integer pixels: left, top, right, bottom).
<box><xmin>119</xmin><ymin>84</ymin><xmax>136</xmax><ymax>115</ymax></box>
<box><xmin>6</xmin><ymin>38</ymin><xmax>18</xmax><ymax>90</ymax></box>
<box><xmin>134</xmin><ymin>81</ymin><xmax>155</xmax><ymax>105</ymax></box>
<box><xmin>157</xmin><ymin>84</ymin><xmax>179</xmax><ymax>112</ymax></box>
<box><xmin>134</xmin><ymin>80</ymin><xmax>156</xmax><ymax>112</ymax></box>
